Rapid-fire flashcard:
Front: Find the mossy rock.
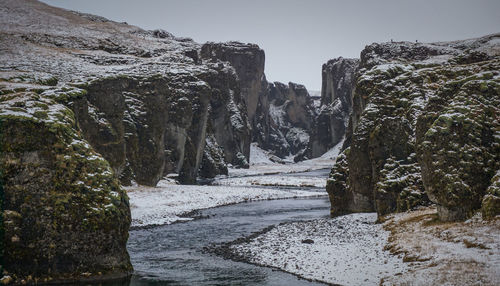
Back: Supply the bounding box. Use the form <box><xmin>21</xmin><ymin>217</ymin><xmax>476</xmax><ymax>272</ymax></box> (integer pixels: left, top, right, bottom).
<box><xmin>418</xmin><ymin>76</ymin><xmax>500</xmax><ymax>221</ymax></box>
<box><xmin>326</xmin><ymin>149</ymin><xmax>351</xmax><ymax>216</ymax></box>
<box><xmin>481</xmin><ymin>170</ymin><xmax>500</xmax><ymax>219</ymax></box>
<box><xmin>0</xmin><ymin>90</ymin><xmax>132</xmax><ymax>283</ymax></box>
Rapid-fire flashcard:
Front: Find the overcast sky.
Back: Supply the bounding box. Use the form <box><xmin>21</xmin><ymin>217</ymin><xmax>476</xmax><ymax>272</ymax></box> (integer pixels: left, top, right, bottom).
<box><xmin>41</xmin><ymin>0</ymin><xmax>500</xmax><ymax>90</ymax></box>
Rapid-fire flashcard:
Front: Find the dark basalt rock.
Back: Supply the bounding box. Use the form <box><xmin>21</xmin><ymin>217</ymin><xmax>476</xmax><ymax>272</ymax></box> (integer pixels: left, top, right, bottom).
<box><xmin>0</xmin><ymin>89</ymin><xmax>132</xmax><ymax>284</ymax></box>
<box><xmin>199</xmin><ymin>61</ymin><xmax>250</xmax><ymax>169</ymax></box>
<box><xmin>310</xmin><ymin>57</ymin><xmax>359</xmax><ymax>157</ymax></box>
<box><xmin>201</xmin><ymin>41</ymin><xmax>265</xmax><ymax>125</ymax></box>
<box><xmin>199</xmin><ymin>135</ymin><xmax>228</xmax><ymax>178</ymax></box>
<box><xmin>0</xmin><ymin>0</ymin><xmax>273</xmax><ymax>281</ymax></box>
<box><xmin>253</xmin><ymin>81</ymin><xmax>317</xmax><ymax>160</ymax></box>
<box><xmin>326</xmin><ymin>149</ymin><xmax>351</xmax><ymax>216</ymax></box>
<box><xmin>326</xmin><ymin>34</ymin><xmax>500</xmax><ymax>221</ymax></box>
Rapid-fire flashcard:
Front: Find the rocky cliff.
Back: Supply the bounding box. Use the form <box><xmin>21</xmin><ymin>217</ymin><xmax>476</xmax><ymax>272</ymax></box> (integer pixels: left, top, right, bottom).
<box><xmin>200</xmin><ymin>43</ymin><xmax>320</xmax><ymax>163</ymax></box>
<box><xmin>310</xmin><ymin>58</ymin><xmax>359</xmax><ymax>157</ymax></box>
<box><xmin>0</xmin><ymin>0</ymin><xmax>271</xmax><ymax>282</ymax></box>
<box><xmin>251</xmin><ymin>80</ymin><xmax>318</xmax><ymax>161</ymax></box>
<box><xmin>326</xmin><ymin>34</ymin><xmax>500</xmax><ymax>221</ymax></box>
<box><xmin>0</xmin><ymin>0</ymin><xmax>268</xmax><ymax>186</ymax></box>
<box><xmin>0</xmin><ymin>85</ymin><xmax>132</xmax><ymax>283</ymax></box>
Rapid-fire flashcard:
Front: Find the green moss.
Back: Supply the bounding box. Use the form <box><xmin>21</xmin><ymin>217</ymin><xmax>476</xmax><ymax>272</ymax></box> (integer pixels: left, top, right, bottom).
<box><xmin>0</xmin><ymin>90</ymin><xmax>132</xmax><ymax>279</ymax></box>
<box><xmin>37</xmin><ymin>76</ymin><xmax>58</xmax><ymax>86</ymax></box>
<box><xmin>481</xmin><ymin>195</ymin><xmax>500</xmax><ymax>219</ymax></box>
<box><xmin>33</xmin><ymin>110</ymin><xmax>48</xmax><ymax>119</ymax></box>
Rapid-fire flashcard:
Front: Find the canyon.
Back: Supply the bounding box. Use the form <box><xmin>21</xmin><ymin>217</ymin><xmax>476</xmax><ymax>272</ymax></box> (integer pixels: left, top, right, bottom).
<box><xmin>0</xmin><ymin>0</ymin><xmax>499</xmax><ymax>285</ymax></box>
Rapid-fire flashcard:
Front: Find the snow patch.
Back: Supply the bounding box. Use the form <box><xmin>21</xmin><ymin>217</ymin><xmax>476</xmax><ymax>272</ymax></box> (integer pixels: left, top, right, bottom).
<box><xmin>126</xmin><ymin>182</ymin><xmax>325</xmax><ymax>228</ymax></box>
<box><xmin>230</xmin><ymin>213</ymin><xmax>407</xmax><ymax>285</ymax></box>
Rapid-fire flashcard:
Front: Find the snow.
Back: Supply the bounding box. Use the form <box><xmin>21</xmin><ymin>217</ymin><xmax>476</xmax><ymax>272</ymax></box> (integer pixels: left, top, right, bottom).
<box><xmin>125</xmin><ymin>182</ymin><xmax>325</xmax><ymax>228</ymax></box>
<box><xmin>382</xmin><ymin>207</ymin><xmax>500</xmax><ymax>285</ymax></box>
<box><xmin>212</xmin><ymin>141</ymin><xmax>344</xmax><ymax>188</ymax></box>
<box><xmin>268</xmin><ymin>103</ymin><xmax>287</xmax><ymax>127</ymax></box>
<box><xmin>228</xmin><ymin>139</ymin><xmax>344</xmax><ymax>178</ymax></box>
<box><xmin>248</xmin><ymin>143</ymin><xmax>273</xmax><ymax>165</ymax></box>
<box><xmin>213</xmin><ymin>174</ymin><xmax>327</xmax><ymax>188</ymax></box>
<box><xmin>229</xmin><ymin>213</ymin><xmax>407</xmax><ymax>285</ymax></box>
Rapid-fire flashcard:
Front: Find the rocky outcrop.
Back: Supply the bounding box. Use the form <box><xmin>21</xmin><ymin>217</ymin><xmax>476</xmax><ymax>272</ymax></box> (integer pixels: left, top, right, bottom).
<box><xmin>253</xmin><ymin>81</ymin><xmax>317</xmax><ymax>161</ymax></box>
<box><xmin>198</xmin><ymin>56</ymin><xmax>251</xmax><ymax>168</ymax></box>
<box><xmin>199</xmin><ymin>134</ymin><xmax>228</xmax><ymax>178</ymax></box>
<box><xmin>199</xmin><ymin>42</ymin><xmax>321</xmax><ymax>163</ymax></box>
<box><xmin>0</xmin><ymin>0</ymin><xmax>267</xmax><ymax>281</ymax></box>
<box><xmin>200</xmin><ymin>42</ymin><xmax>265</xmax><ymax>125</ymax></box>
<box><xmin>0</xmin><ymin>0</ymin><xmax>269</xmax><ymax>184</ymax></box>
<box><xmin>0</xmin><ymin>86</ymin><xmax>132</xmax><ymax>283</ymax></box>
<box><xmin>327</xmin><ymin>34</ymin><xmax>500</xmax><ymax>221</ymax></box>
<box><xmin>310</xmin><ymin>58</ymin><xmax>359</xmax><ymax>157</ymax></box>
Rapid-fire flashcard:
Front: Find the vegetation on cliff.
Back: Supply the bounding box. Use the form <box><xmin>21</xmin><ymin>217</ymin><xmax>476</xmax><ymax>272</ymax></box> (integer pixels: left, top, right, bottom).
<box><xmin>326</xmin><ymin>34</ymin><xmax>500</xmax><ymax>221</ymax></box>
<box><xmin>0</xmin><ymin>85</ymin><xmax>132</xmax><ymax>283</ymax></box>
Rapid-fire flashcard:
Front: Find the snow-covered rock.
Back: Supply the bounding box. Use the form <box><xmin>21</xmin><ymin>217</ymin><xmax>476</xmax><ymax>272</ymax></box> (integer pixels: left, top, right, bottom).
<box><xmin>310</xmin><ymin>57</ymin><xmax>359</xmax><ymax>157</ymax></box>
<box><xmin>327</xmin><ymin>34</ymin><xmax>500</xmax><ymax>221</ymax></box>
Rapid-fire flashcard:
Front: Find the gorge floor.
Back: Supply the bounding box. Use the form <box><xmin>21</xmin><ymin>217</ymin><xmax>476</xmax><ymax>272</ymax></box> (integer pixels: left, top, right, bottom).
<box><xmin>118</xmin><ymin>159</ymin><xmax>398</xmax><ymax>286</ymax></box>
<box><xmin>126</xmin><ymin>196</ymin><xmax>331</xmax><ymax>286</ymax></box>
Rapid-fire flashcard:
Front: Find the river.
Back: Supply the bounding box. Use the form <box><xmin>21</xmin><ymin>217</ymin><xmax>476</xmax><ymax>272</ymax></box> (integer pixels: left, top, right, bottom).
<box><xmin>112</xmin><ymin>169</ymin><xmax>331</xmax><ymax>285</ymax></box>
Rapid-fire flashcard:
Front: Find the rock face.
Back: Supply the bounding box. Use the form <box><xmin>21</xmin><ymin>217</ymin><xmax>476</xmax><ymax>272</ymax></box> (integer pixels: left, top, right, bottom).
<box><xmin>252</xmin><ymin>80</ymin><xmax>317</xmax><ymax>161</ymax></box>
<box><xmin>199</xmin><ymin>46</ymin><xmax>254</xmax><ymax>168</ymax></box>
<box><xmin>0</xmin><ymin>0</ymin><xmax>266</xmax><ymax>281</ymax></box>
<box><xmin>0</xmin><ymin>0</ymin><xmax>269</xmax><ymax>185</ymax></box>
<box><xmin>200</xmin><ymin>42</ymin><xmax>320</xmax><ymax>162</ymax></box>
<box><xmin>326</xmin><ymin>34</ymin><xmax>500</xmax><ymax>221</ymax></box>
<box><xmin>310</xmin><ymin>58</ymin><xmax>359</xmax><ymax>157</ymax></box>
<box><xmin>0</xmin><ymin>87</ymin><xmax>132</xmax><ymax>283</ymax></box>
<box><xmin>201</xmin><ymin>42</ymin><xmax>265</xmax><ymax>125</ymax></box>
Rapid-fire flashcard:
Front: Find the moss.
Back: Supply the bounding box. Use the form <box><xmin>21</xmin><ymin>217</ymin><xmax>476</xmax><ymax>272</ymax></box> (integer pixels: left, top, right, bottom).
<box><xmin>327</xmin><ymin>149</ymin><xmax>351</xmax><ymax>216</ymax></box>
<box><xmin>481</xmin><ymin>195</ymin><xmax>500</xmax><ymax>219</ymax></box>
<box><xmin>33</xmin><ymin>110</ymin><xmax>48</xmax><ymax>119</ymax></box>
<box><xmin>37</xmin><ymin>76</ymin><xmax>58</xmax><ymax>86</ymax></box>
<box><xmin>0</xmin><ymin>90</ymin><xmax>132</xmax><ymax>281</ymax></box>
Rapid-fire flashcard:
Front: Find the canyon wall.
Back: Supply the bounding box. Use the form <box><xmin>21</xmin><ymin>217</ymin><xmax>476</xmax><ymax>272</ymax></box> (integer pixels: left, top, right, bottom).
<box><xmin>310</xmin><ymin>58</ymin><xmax>359</xmax><ymax>157</ymax></box>
<box><xmin>0</xmin><ymin>0</ymin><xmax>323</xmax><ymax>281</ymax></box>
<box><xmin>326</xmin><ymin>34</ymin><xmax>500</xmax><ymax>221</ymax></box>
<box><xmin>0</xmin><ymin>86</ymin><xmax>132</xmax><ymax>283</ymax></box>
<box><xmin>0</xmin><ymin>0</ymin><xmax>259</xmax><ymax>282</ymax></box>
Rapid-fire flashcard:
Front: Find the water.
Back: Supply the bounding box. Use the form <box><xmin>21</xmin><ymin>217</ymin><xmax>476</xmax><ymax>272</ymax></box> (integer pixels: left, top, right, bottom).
<box><xmin>126</xmin><ymin>196</ymin><xmax>330</xmax><ymax>285</ymax></box>
<box><xmin>282</xmin><ymin>168</ymin><xmax>331</xmax><ymax>178</ymax></box>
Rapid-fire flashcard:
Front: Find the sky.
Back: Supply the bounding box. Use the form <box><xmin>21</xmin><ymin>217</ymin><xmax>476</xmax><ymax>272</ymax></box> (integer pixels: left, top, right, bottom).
<box><xmin>41</xmin><ymin>0</ymin><xmax>500</xmax><ymax>90</ymax></box>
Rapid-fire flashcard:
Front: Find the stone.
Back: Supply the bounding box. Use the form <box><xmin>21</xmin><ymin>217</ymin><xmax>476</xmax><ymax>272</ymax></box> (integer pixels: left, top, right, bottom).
<box><xmin>310</xmin><ymin>57</ymin><xmax>359</xmax><ymax>157</ymax></box>
<box><xmin>0</xmin><ymin>89</ymin><xmax>132</xmax><ymax>283</ymax></box>
<box><xmin>325</xmin><ymin>34</ymin><xmax>500</xmax><ymax>221</ymax></box>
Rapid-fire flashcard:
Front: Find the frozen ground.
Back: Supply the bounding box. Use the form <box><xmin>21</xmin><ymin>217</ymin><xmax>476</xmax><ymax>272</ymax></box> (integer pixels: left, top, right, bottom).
<box><xmin>223</xmin><ymin>141</ymin><xmax>342</xmax><ymax>178</ymax></box>
<box><xmin>212</xmin><ymin>174</ymin><xmax>327</xmax><ymax>188</ymax></box>
<box><xmin>228</xmin><ymin>213</ymin><xmax>407</xmax><ymax>285</ymax></box>
<box><xmin>227</xmin><ymin>207</ymin><xmax>500</xmax><ymax>285</ymax></box>
<box><xmin>382</xmin><ymin>207</ymin><xmax>500</xmax><ymax>286</ymax></box>
<box><xmin>125</xmin><ymin>182</ymin><xmax>325</xmax><ymax>228</ymax></box>
<box><xmin>126</xmin><ymin>142</ymin><xmax>341</xmax><ymax>228</ymax></box>
<box><xmin>212</xmin><ymin>142</ymin><xmax>342</xmax><ymax>188</ymax></box>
